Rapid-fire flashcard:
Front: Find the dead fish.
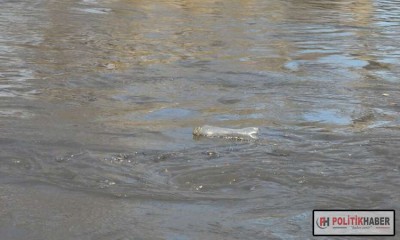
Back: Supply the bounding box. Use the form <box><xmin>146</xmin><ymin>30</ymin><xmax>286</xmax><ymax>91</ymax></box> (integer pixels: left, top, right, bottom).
<box><xmin>193</xmin><ymin>125</ymin><xmax>259</xmax><ymax>140</ymax></box>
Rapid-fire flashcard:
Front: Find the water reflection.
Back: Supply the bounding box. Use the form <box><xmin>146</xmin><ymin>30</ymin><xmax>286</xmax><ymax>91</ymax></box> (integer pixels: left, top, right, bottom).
<box><xmin>0</xmin><ymin>0</ymin><xmax>399</xmax><ymax>239</ymax></box>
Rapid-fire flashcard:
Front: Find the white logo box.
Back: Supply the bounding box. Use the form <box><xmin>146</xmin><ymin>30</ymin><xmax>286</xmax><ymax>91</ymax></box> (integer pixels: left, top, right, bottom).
<box><xmin>313</xmin><ymin>210</ymin><xmax>395</xmax><ymax>236</ymax></box>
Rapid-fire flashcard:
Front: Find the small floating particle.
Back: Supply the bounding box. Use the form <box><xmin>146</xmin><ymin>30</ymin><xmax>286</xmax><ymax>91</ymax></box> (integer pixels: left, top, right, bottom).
<box><xmin>382</xmin><ymin>93</ymin><xmax>389</xmax><ymax>96</ymax></box>
<box><xmin>105</xmin><ymin>63</ymin><xmax>116</xmax><ymax>70</ymax></box>
<box><xmin>206</xmin><ymin>151</ymin><xmax>219</xmax><ymax>158</ymax></box>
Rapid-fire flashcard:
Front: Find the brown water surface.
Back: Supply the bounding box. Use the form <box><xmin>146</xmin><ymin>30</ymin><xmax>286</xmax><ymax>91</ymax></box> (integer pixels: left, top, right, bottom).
<box><xmin>1</xmin><ymin>0</ymin><xmax>399</xmax><ymax>239</ymax></box>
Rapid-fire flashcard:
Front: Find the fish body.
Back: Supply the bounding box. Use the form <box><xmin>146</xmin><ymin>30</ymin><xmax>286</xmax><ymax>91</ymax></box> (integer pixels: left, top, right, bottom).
<box><xmin>193</xmin><ymin>125</ymin><xmax>259</xmax><ymax>140</ymax></box>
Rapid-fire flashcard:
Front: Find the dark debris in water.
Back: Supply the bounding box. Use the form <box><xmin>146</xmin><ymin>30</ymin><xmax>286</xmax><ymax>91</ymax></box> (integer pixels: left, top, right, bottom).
<box><xmin>203</xmin><ymin>151</ymin><xmax>220</xmax><ymax>159</ymax></box>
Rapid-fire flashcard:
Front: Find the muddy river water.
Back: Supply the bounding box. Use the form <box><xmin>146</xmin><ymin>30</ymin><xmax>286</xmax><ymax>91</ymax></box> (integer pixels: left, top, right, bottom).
<box><xmin>0</xmin><ymin>0</ymin><xmax>399</xmax><ymax>239</ymax></box>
